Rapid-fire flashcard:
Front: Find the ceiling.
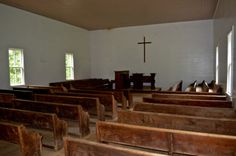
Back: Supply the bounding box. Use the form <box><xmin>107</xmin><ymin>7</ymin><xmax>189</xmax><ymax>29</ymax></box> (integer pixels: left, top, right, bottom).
<box><xmin>0</xmin><ymin>0</ymin><xmax>218</xmax><ymax>30</ymax></box>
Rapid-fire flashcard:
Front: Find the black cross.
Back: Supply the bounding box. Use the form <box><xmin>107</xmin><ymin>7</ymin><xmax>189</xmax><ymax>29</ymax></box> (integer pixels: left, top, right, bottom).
<box><xmin>138</xmin><ymin>36</ymin><xmax>152</xmax><ymax>63</ymax></box>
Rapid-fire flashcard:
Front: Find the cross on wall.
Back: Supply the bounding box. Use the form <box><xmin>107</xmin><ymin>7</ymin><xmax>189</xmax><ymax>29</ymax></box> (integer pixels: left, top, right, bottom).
<box><xmin>138</xmin><ymin>36</ymin><xmax>152</xmax><ymax>63</ymax></box>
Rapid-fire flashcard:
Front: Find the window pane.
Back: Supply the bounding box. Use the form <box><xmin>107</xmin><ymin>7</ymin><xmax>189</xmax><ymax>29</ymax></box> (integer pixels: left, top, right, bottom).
<box><xmin>65</xmin><ymin>53</ymin><xmax>74</xmax><ymax>80</ymax></box>
<box><xmin>8</xmin><ymin>49</ymin><xmax>25</xmax><ymax>86</ymax></box>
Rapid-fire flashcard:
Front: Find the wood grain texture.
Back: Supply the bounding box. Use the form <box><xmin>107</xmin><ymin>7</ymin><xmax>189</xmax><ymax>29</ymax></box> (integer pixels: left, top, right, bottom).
<box><xmin>152</xmin><ymin>93</ymin><xmax>227</xmax><ymax>100</ymax></box>
<box><xmin>133</xmin><ymin>102</ymin><xmax>236</xmax><ymax>118</ymax></box>
<box><xmin>117</xmin><ymin>110</ymin><xmax>236</xmax><ymax>135</ymax></box>
<box><xmin>13</xmin><ymin>99</ymin><xmax>90</xmax><ymax>136</ymax></box>
<box><xmin>0</xmin><ymin>122</ymin><xmax>42</xmax><ymax>156</ymax></box>
<box><xmin>34</xmin><ymin>94</ymin><xmax>105</xmax><ymax>120</ymax></box>
<box><xmin>55</xmin><ymin>92</ymin><xmax>118</xmax><ymax>119</ymax></box>
<box><xmin>0</xmin><ymin>107</ymin><xmax>67</xmax><ymax>150</ymax></box>
<box><xmin>69</xmin><ymin>89</ymin><xmax>128</xmax><ymax>110</ymax></box>
<box><xmin>143</xmin><ymin>97</ymin><xmax>232</xmax><ymax>108</ymax></box>
<box><xmin>64</xmin><ymin>137</ymin><xmax>167</xmax><ymax>156</ymax></box>
<box><xmin>96</xmin><ymin>121</ymin><xmax>236</xmax><ymax>156</ymax></box>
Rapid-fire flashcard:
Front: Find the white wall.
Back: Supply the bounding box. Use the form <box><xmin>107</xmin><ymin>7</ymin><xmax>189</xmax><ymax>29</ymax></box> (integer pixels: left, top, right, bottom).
<box><xmin>213</xmin><ymin>0</ymin><xmax>236</xmax><ymax>106</ymax></box>
<box><xmin>90</xmin><ymin>20</ymin><xmax>214</xmax><ymax>90</ymax></box>
<box><xmin>0</xmin><ymin>4</ymin><xmax>91</xmax><ymax>89</ymax></box>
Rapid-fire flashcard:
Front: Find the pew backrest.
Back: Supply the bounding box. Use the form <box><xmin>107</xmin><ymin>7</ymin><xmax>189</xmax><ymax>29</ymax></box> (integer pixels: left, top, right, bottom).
<box><xmin>133</xmin><ymin>102</ymin><xmax>236</xmax><ymax>118</ymax></box>
<box><xmin>0</xmin><ymin>122</ymin><xmax>42</xmax><ymax>156</ymax></box>
<box><xmin>0</xmin><ymin>107</ymin><xmax>67</xmax><ymax>150</ymax></box>
<box><xmin>96</xmin><ymin>121</ymin><xmax>236</xmax><ymax>156</ymax></box>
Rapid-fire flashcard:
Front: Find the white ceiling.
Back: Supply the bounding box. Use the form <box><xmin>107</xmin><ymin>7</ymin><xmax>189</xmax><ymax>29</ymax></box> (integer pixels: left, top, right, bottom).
<box><xmin>0</xmin><ymin>0</ymin><xmax>218</xmax><ymax>30</ymax></box>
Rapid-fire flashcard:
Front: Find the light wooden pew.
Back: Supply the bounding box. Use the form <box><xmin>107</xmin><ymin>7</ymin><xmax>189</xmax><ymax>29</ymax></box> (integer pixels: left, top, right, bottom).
<box><xmin>34</xmin><ymin>94</ymin><xmax>105</xmax><ymax>120</ymax></box>
<box><xmin>64</xmin><ymin>137</ymin><xmax>167</xmax><ymax>156</ymax></box>
<box><xmin>12</xmin><ymin>99</ymin><xmax>90</xmax><ymax>137</ymax></box>
<box><xmin>153</xmin><ymin>90</ymin><xmax>224</xmax><ymax>95</ymax></box>
<box><xmin>97</xmin><ymin>121</ymin><xmax>236</xmax><ymax>156</ymax></box>
<box><xmin>0</xmin><ymin>122</ymin><xmax>42</xmax><ymax>156</ymax></box>
<box><xmin>152</xmin><ymin>93</ymin><xmax>227</xmax><ymax>101</ymax></box>
<box><xmin>69</xmin><ymin>89</ymin><xmax>128</xmax><ymax>109</ymax></box>
<box><xmin>143</xmin><ymin>97</ymin><xmax>232</xmax><ymax>108</ymax></box>
<box><xmin>117</xmin><ymin>110</ymin><xmax>236</xmax><ymax>136</ymax></box>
<box><xmin>133</xmin><ymin>102</ymin><xmax>236</xmax><ymax>118</ymax></box>
<box><xmin>0</xmin><ymin>107</ymin><xmax>67</xmax><ymax>150</ymax></box>
<box><xmin>55</xmin><ymin>92</ymin><xmax>117</xmax><ymax>119</ymax></box>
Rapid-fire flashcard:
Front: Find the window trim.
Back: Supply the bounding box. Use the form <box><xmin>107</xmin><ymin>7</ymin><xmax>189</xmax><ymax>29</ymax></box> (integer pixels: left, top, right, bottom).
<box><xmin>8</xmin><ymin>48</ymin><xmax>25</xmax><ymax>86</ymax></box>
<box><xmin>65</xmin><ymin>53</ymin><xmax>75</xmax><ymax>80</ymax></box>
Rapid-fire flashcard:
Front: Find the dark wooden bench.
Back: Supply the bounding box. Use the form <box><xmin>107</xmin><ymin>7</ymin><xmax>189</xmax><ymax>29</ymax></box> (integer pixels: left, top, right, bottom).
<box><xmin>97</xmin><ymin>121</ymin><xmax>236</xmax><ymax>156</ymax></box>
<box><xmin>0</xmin><ymin>122</ymin><xmax>42</xmax><ymax>156</ymax></box>
<box><xmin>143</xmin><ymin>97</ymin><xmax>232</xmax><ymax>108</ymax></box>
<box><xmin>55</xmin><ymin>92</ymin><xmax>117</xmax><ymax>119</ymax></box>
<box><xmin>0</xmin><ymin>107</ymin><xmax>67</xmax><ymax>150</ymax></box>
<box><xmin>34</xmin><ymin>94</ymin><xmax>105</xmax><ymax>120</ymax></box>
<box><xmin>0</xmin><ymin>93</ymin><xmax>15</xmax><ymax>105</ymax></box>
<box><xmin>152</xmin><ymin>93</ymin><xmax>227</xmax><ymax>101</ymax></box>
<box><xmin>69</xmin><ymin>89</ymin><xmax>128</xmax><ymax>109</ymax></box>
<box><xmin>12</xmin><ymin>99</ymin><xmax>90</xmax><ymax>137</ymax></box>
<box><xmin>133</xmin><ymin>102</ymin><xmax>236</xmax><ymax>118</ymax></box>
<box><xmin>0</xmin><ymin>89</ymin><xmax>34</xmax><ymax>100</ymax></box>
<box><xmin>64</xmin><ymin>137</ymin><xmax>167</xmax><ymax>156</ymax></box>
<box><xmin>117</xmin><ymin>110</ymin><xmax>236</xmax><ymax>136</ymax></box>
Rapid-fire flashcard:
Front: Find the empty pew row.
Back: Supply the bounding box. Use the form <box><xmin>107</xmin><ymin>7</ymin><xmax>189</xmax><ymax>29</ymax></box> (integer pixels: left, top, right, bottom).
<box><xmin>34</xmin><ymin>94</ymin><xmax>105</xmax><ymax>120</ymax></box>
<box><xmin>143</xmin><ymin>97</ymin><xmax>232</xmax><ymax>108</ymax></box>
<box><xmin>13</xmin><ymin>99</ymin><xmax>90</xmax><ymax>137</ymax></box>
<box><xmin>55</xmin><ymin>92</ymin><xmax>117</xmax><ymax>119</ymax></box>
<box><xmin>133</xmin><ymin>102</ymin><xmax>236</xmax><ymax>118</ymax></box>
<box><xmin>0</xmin><ymin>90</ymin><xmax>34</xmax><ymax>100</ymax></box>
<box><xmin>69</xmin><ymin>88</ymin><xmax>128</xmax><ymax>109</ymax></box>
<box><xmin>64</xmin><ymin>137</ymin><xmax>167</xmax><ymax>156</ymax></box>
<box><xmin>0</xmin><ymin>107</ymin><xmax>67</xmax><ymax>150</ymax></box>
<box><xmin>97</xmin><ymin>121</ymin><xmax>236</xmax><ymax>156</ymax></box>
<box><xmin>152</xmin><ymin>93</ymin><xmax>227</xmax><ymax>101</ymax></box>
<box><xmin>117</xmin><ymin>110</ymin><xmax>236</xmax><ymax>136</ymax></box>
<box><xmin>0</xmin><ymin>122</ymin><xmax>42</xmax><ymax>156</ymax></box>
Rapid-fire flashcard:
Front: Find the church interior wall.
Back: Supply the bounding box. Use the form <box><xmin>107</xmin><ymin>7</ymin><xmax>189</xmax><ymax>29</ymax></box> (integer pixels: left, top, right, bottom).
<box><xmin>0</xmin><ymin>4</ymin><xmax>91</xmax><ymax>89</ymax></box>
<box><xmin>89</xmin><ymin>20</ymin><xmax>214</xmax><ymax>90</ymax></box>
<box><xmin>213</xmin><ymin>0</ymin><xmax>236</xmax><ymax>107</ymax></box>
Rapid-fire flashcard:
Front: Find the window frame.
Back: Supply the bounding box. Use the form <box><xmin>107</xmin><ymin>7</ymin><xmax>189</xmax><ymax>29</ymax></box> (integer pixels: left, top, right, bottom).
<box><xmin>226</xmin><ymin>26</ymin><xmax>234</xmax><ymax>96</ymax></box>
<box><xmin>65</xmin><ymin>53</ymin><xmax>75</xmax><ymax>80</ymax></box>
<box><xmin>215</xmin><ymin>46</ymin><xmax>219</xmax><ymax>84</ymax></box>
<box><xmin>8</xmin><ymin>48</ymin><xmax>25</xmax><ymax>86</ymax></box>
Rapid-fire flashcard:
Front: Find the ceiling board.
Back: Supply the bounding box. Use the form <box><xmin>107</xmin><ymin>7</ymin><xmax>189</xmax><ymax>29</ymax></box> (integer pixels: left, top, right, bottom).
<box><xmin>0</xmin><ymin>0</ymin><xmax>218</xmax><ymax>30</ymax></box>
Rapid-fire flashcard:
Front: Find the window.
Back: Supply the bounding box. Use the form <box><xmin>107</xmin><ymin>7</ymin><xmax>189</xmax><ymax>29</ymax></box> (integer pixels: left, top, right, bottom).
<box><xmin>65</xmin><ymin>53</ymin><xmax>74</xmax><ymax>80</ymax></box>
<box><xmin>215</xmin><ymin>46</ymin><xmax>219</xmax><ymax>84</ymax></box>
<box><xmin>226</xmin><ymin>26</ymin><xmax>234</xmax><ymax>95</ymax></box>
<box><xmin>8</xmin><ymin>48</ymin><xmax>25</xmax><ymax>86</ymax></box>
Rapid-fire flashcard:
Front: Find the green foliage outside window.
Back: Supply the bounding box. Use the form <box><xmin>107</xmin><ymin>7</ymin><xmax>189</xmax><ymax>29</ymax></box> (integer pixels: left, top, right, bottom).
<box><xmin>65</xmin><ymin>53</ymin><xmax>74</xmax><ymax>80</ymax></box>
<box><xmin>8</xmin><ymin>49</ymin><xmax>25</xmax><ymax>86</ymax></box>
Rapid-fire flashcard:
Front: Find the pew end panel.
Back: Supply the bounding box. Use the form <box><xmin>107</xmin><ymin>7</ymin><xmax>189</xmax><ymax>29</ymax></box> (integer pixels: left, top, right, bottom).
<box><xmin>0</xmin><ymin>122</ymin><xmax>42</xmax><ymax>156</ymax></box>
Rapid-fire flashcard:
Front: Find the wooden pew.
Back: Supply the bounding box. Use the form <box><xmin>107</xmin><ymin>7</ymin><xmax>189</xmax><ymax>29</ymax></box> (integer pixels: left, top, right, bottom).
<box><xmin>117</xmin><ymin>110</ymin><xmax>236</xmax><ymax>136</ymax></box>
<box><xmin>55</xmin><ymin>92</ymin><xmax>117</xmax><ymax>119</ymax></box>
<box><xmin>0</xmin><ymin>89</ymin><xmax>34</xmax><ymax>100</ymax></box>
<box><xmin>64</xmin><ymin>137</ymin><xmax>167</xmax><ymax>156</ymax></box>
<box><xmin>12</xmin><ymin>99</ymin><xmax>90</xmax><ymax>137</ymax></box>
<box><xmin>0</xmin><ymin>122</ymin><xmax>42</xmax><ymax>156</ymax></box>
<box><xmin>34</xmin><ymin>94</ymin><xmax>105</xmax><ymax>120</ymax></box>
<box><xmin>0</xmin><ymin>93</ymin><xmax>15</xmax><ymax>105</ymax></box>
<box><xmin>143</xmin><ymin>97</ymin><xmax>232</xmax><ymax>108</ymax></box>
<box><xmin>0</xmin><ymin>107</ymin><xmax>67</xmax><ymax>150</ymax></box>
<box><xmin>152</xmin><ymin>90</ymin><xmax>224</xmax><ymax>95</ymax></box>
<box><xmin>133</xmin><ymin>102</ymin><xmax>236</xmax><ymax>118</ymax></box>
<box><xmin>69</xmin><ymin>89</ymin><xmax>128</xmax><ymax>109</ymax></box>
<box><xmin>152</xmin><ymin>93</ymin><xmax>227</xmax><ymax>101</ymax></box>
<box><xmin>97</xmin><ymin>121</ymin><xmax>236</xmax><ymax>156</ymax></box>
